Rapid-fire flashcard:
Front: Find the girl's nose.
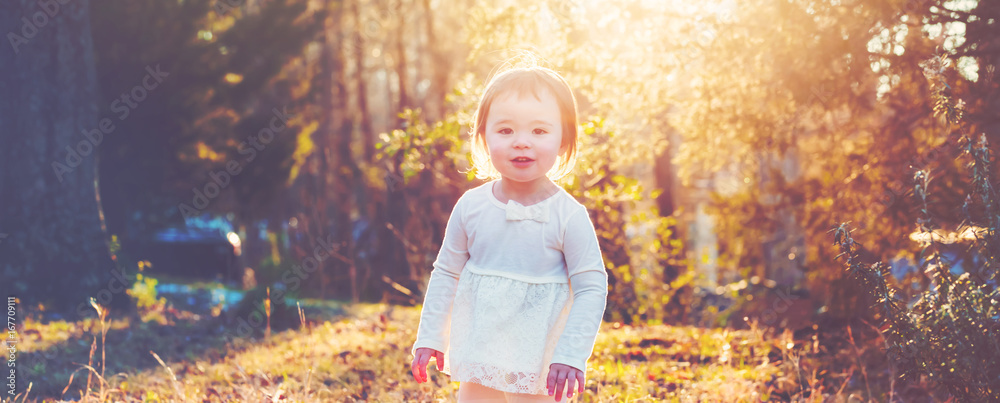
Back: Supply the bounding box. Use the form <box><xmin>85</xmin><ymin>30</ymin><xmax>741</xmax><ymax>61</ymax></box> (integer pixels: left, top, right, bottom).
<box><xmin>512</xmin><ymin>132</ymin><xmax>530</xmax><ymax>149</ymax></box>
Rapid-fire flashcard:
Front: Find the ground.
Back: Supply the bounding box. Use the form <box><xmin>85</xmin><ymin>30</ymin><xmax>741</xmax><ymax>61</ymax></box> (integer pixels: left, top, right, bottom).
<box><xmin>5</xmin><ymin>294</ymin><xmax>949</xmax><ymax>402</ymax></box>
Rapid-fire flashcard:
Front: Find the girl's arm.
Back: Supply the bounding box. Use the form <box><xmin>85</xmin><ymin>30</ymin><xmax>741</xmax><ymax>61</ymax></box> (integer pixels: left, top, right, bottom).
<box><xmin>411</xmin><ymin>196</ymin><xmax>470</xmax><ymax>356</ymax></box>
<box><xmin>551</xmin><ymin>207</ymin><xmax>609</xmax><ymax>373</ymax></box>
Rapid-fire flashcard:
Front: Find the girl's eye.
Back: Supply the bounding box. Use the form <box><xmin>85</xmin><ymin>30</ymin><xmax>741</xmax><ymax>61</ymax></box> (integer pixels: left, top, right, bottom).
<box><xmin>498</xmin><ymin>128</ymin><xmax>513</xmax><ymax>135</ymax></box>
<box><xmin>533</xmin><ymin>128</ymin><xmax>548</xmax><ymax>135</ymax></box>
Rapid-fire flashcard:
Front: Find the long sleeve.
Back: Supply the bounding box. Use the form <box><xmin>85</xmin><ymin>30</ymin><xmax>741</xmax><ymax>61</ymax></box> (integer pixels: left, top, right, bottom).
<box><xmin>550</xmin><ymin>208</ymin><xmax>608</xmax><ymax>372</ymax></box>
<box><xmin>411</xmin><ymin>196</ymin><xmax>470</xmax><ymax>356</ymax></box>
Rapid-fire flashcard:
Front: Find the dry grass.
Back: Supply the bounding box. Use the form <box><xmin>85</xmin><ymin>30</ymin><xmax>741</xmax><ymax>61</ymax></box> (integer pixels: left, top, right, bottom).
<box><xmin>4</xmin><ymin>300</ymin><xmax>949</xmax><ymax>402</ymax></box>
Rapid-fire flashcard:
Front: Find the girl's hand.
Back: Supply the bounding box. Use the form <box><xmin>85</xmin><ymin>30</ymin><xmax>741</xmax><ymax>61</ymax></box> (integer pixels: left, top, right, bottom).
<box><xmin>546</xmin><ymin>363</ymin><xmax>584</xmax><ymax>401</ymax></box>
<box><xmin>411</xmin><ymin>347</ymin><xmax>444</xmax><ymax>383</ymax></box>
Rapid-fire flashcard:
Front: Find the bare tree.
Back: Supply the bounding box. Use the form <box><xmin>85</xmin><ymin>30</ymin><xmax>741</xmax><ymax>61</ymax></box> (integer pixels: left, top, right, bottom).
<box><xmin>0</xmin><ymin>0</ymin><xmax>121</xmax><ymax>314</ymax></box>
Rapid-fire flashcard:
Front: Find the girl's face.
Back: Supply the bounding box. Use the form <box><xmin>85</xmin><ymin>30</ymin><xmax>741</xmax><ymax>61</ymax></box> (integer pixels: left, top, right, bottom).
<box><xmin>484</xmin><ymin>89</ymin><xmax>566</xmax><ymax>186</ymax></box>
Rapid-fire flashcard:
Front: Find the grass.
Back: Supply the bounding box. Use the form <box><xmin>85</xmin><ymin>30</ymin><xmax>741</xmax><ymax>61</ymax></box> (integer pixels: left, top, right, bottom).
<box><xmin>4</xmin><ymin>299</ymin><xmax>951</xmax><ymax>402</ymax></box>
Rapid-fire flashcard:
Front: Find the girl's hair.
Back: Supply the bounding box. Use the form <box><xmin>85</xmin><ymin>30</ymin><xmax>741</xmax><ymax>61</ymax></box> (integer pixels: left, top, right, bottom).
<box><xmin>469</xmin><ymin>66</ymin><xmax>579</xmax><ymax>181</ymax></box>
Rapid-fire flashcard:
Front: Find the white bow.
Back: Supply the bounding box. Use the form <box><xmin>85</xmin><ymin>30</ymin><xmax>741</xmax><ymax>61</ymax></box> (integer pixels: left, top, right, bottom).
<box><xmin>505</xmin><ymin>200</ymin><xmax>549</xmax><ymax>223</ymax></box>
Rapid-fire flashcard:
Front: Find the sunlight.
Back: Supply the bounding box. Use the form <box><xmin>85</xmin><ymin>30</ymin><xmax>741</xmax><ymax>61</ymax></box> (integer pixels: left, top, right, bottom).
<box><xmin>868</xmin><ymin>0</ymin><xmax>980</xmax><ymax>98</ymax></box>
<box><xmin>223</xmin><ymin>72</ymin><xmax>244</xmax><ymax>84</ymax></box>
<box><xmin>227</xmin><ymin>231</ymin><xmax>242</xmax><ymax>256</ymax></box>
<box><xmin>11</xmin><ymin>0</ymin><xmax>997</xmax><ymax>400</ymax></box>
<box><xmin>194</xmin><ymin>141</ymin><xmax>226</xmax><ymax>162</ymax></box>
<box><xmin>909</xmin><ymin>226</ymin><xmax>988</xmax><ymax>245</ymax></box>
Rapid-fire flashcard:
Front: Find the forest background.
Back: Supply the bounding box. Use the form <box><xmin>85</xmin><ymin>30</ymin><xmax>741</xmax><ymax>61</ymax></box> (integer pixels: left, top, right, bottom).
<box><xmin>1</xmin><ymin>0</ymin><xmax>997</xmax><ymax>401</ymax></box>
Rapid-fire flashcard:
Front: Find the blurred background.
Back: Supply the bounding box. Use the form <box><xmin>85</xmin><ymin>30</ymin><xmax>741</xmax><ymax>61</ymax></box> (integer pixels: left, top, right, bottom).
<box><xmin>0</xmin><ymin>0</ymin><xmax>998</xmax><ymax>399</ymax></box>
<box><xmin>1</xmin><ymin>0</ymin><xmax>996</xmax><ymax>322</ymax></box>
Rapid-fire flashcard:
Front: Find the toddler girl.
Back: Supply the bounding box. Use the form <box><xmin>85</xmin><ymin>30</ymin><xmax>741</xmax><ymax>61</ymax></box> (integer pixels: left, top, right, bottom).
<box><xmin>410</xmin><ymin>65</ymin><xmax>607</xmax><ymax>402</ymax></box>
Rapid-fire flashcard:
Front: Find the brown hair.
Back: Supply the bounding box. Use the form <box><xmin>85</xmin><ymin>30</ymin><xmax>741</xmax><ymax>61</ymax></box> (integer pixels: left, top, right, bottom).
<box><xmin>469</xmin><ymin>66</ymin><xmax>579</xmax><ymax>180</ymax></box>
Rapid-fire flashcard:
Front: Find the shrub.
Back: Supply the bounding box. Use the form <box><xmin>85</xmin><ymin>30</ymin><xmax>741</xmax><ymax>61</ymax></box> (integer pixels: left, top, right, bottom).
<box><xmin>833</xmin><ymin>54</ymin><xmax>1000</xmax><ymax>401</ymax></box>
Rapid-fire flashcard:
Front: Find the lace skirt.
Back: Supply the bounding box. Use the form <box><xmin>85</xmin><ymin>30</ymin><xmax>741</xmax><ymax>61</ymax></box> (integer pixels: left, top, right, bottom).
<box><xmin>444</xmin><ymin>267</ymin><xmax>572</xmax><ymax>395</ymax></box>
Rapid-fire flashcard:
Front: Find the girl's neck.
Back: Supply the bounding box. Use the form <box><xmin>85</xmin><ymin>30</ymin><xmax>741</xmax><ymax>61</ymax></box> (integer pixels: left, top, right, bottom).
<box><xmin>493</xmin><ymin>177</ymin><xmax>559</xmax><ymax>206</ymax></box>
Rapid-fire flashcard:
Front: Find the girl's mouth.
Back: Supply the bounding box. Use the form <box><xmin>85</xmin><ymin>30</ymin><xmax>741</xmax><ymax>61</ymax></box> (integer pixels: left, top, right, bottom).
<box><xmin>511</xmin><ymin>157</ymin><xmax>534</xmax><ymax>168</ymax></box>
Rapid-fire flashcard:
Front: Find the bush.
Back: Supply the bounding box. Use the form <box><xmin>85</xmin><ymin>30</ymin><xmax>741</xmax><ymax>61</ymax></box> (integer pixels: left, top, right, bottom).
<box><xmin>834</xmin><ymin>54</ymin><xmax>1000</xmax><ymax>401</ymax></box>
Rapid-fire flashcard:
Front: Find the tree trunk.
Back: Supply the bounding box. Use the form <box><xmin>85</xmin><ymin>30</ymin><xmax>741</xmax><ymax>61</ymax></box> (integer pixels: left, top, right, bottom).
<box><xmin>323</xmin><ymin>0</ymin><xmax>359</xmax><ymax>302</ymax></box>
<box><xmin>420</xmin><ymin>0</ymin><xmax>448</xmax><ymax>122</ymax></box>
<box><xmin>353</xmin><ymin>0</ymin><xmax>374</xmax><ymax>163</ymax></box>
<box><xmin>393</xmin><ymin>0</ymin><xmax>410</xmax><ymax>116</ymax></box>
<box><xmin>313</xmin><ymin>3</ymin><xmax>335</xmax><ymax>300</ymax></box>
<box><xmin>0</xmin><ymin>0</ymin><xmax>122</xmax><ymax>316</ymax></box>
<box><xmin>349</xmin><ymin>0</ymin><xmax>376</xmax><ymax>300</ymax></box>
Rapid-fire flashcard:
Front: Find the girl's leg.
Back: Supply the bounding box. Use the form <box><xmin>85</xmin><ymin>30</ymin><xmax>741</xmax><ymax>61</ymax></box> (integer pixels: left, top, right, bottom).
<box><xmin>504</xmin><ymin>391</ymin><xmax>579</xmax><ymax>403</ymax></box>
<box><xmin>457</xmin><ymin>382</ymin><xmax>507</xmax><ymax>402</ymax></box>
<box><xmin>458</xmin><ymin>382</ymin><xmax>578</xmax><ymax>403</ymax></box>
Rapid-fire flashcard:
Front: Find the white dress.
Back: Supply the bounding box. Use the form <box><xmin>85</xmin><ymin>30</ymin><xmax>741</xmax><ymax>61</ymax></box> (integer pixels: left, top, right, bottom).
<box><xmin>412</xmin><ymin>181</ymin><xmax>608</xmax><ymax>395</ymax></box>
